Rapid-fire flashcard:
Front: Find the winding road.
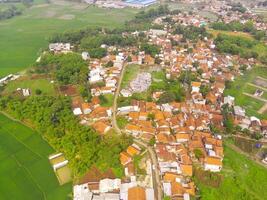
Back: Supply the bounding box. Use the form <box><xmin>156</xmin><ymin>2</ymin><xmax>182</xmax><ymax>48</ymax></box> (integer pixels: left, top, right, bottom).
<box><xmin>111</xmin><ymin>63</ymin><xmax>163</xmax><ymax>200</ymax></box>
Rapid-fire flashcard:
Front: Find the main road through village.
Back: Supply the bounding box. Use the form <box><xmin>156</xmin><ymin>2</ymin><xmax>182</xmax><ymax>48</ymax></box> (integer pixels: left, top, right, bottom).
<box><xmin>111</xmin><ymin>63</ymin><xmax>163</xmax><ymax>200</ymax></box>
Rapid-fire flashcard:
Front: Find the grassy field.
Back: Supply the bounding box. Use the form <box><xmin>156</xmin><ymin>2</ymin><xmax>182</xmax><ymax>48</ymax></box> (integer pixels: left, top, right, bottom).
<box><xmin>197</xmin><ymin>142</ymin><xmax>267</xmax><ymax>200</ymax></box>
<box><xmin>0</xmin><ymin>0</ymin><xmax>137</xmax><ymax>77</ymax></box>
<box><xmin>121</xmin><ymin>64</ymin><xmax>141</xmax><ymax>89</ymax></box>
<box><xmin>224</xmin><ymin>67</ymin><xmax>267</xmax><ymax>119</ymax></box>
<box><xmin>208</xmin><ymin>29</ymin><xmax>253</xmax><ymax>39</ymax></box>
<box><xmin>0</xmin><ymin>113</ymin><xmax>72</xmax><ymax>200</ymax></box>
<box><xmin>100</xmin><ymin>94</ymin><xmax>114</xmax><ymax>107</ymax></box>
<box><xmin>2</xmin><ymin>77</ymin><xmax>56</xmax><ymax>95</ymax></box>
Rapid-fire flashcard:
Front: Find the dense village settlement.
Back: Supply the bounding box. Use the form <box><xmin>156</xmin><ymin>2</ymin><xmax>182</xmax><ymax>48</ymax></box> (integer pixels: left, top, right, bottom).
<box><xmin>1</xmin><ymin>1</ymin><xmax>267</xmax><ymax>200</ymax></box>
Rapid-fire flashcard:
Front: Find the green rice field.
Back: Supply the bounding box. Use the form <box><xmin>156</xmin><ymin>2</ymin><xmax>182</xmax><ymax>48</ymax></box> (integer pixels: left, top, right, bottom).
<box><xmin>224</xmin><ymin>67</ymin><xmax>267</xmax><ymax>119</ymax></box>
<box><xmin>0</xmin><ymin>0</ymin><xmax>137</xmax><ymax>78</ymax></box>
<box><xmin>0</xmin><ymin>113</ymin><xmax>72</xmax><ymax>200</ymax></box>
<box><xmin>197</xmin><ymin>142</ymin><xmax>267</xmax><ymax>200</ymax></box>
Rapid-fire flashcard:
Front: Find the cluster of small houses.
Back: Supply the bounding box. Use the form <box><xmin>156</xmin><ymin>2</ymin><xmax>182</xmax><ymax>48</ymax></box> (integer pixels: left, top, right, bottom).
<box><xmin>43</xmin><ymin>7</ymin><xmax>267</xmax><ymax>199</ymax></box>
<box><xmin>154</xmin><ymin>12</ymin><xmax>208</xmax><ymax>28</ymax></box>
<box><xmin>74</xmin><ymin>143</ymin><xmax>155</xmax><ymax>200</ymax></box>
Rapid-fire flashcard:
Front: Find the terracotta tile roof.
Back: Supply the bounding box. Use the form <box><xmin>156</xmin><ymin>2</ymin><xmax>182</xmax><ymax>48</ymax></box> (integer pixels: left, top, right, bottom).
<box><xmin>205</xmin><ymin>156</ymin><xmax>222</xmax><ymax>166</ymax></box>
<box><xmin>175</xmin><ymin>133</ymin><xmax>190</xmax><ymax>141</ymax></box>
<box><xmin>180</xmin><ymin>164</ymin><xmax>193</xmax><ymax>176</ymax></box>
<box><xmin>191</xmin><ymin>82</ymin><xmax>201</xmax><ymax>87</ymax></box>
<box><xmin>125</xmin><ymin>124</ymin><xmax>140</xmax><ymax>132</ymax></box>
<box><xmin>120</xmin><ymin>152</ymin><xmax>132</xmax><ymax>166</ymax></box>
<box><xmin>129</xmin><ymin>112</ymin><xmax>139</xmax><ymax>120</ymax></box>
<box><xmin>92</xmin><ymin>96</ymin><xmax>100</xmax><ymax>105</ymax></box>
<box><xmin>126</xmin><ymin>145</ymin><xmax>140</xmax><ymax>157</ymax></box>
<box><xmin>128</xmin><ymin>186</ymin><xmax>146</xmax><ymax>200</ymax></box>
<box><xmin>163</xmin><ymin>172</ymin><xmax>183</xmax><ymax>182</ymax></box>
<box><xmin>171</xmin><ymin>182</ymin><xmax>184</xmax><ymax>196</ymax></box>
<box><xmin>155</xmin><ymin>111</ymin><xmax>165</xmax><ymax>121</ymax></box>
<box><xmin>92</xmin><ymin>121</ymin><xmax>110</xmax><ymax>135</ymax></box>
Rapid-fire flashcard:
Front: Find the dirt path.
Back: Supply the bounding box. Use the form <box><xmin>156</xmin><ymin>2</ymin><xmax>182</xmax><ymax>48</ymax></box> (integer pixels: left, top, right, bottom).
<box><xmin>258</xmin><ymin>103</ymin><xmax>267</xmax><ymax>114</ymax></box>
<box><xmin>243</xmin><ymin>92</ymin><xmax>267</xmax><ymax>103</ymax></box>
<box><xmin>247</xmin><ymin>83</ymin><xmax>267</xmax><ymax>92</ymax></box>
<box><xmin>111</xmin><ymin>63</ymin><xmax>163</xmax><ymax>200</ymax></box>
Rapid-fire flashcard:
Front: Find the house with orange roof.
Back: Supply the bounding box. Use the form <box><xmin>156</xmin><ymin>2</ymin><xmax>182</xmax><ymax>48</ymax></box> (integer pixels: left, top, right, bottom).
<box><xmin>128</xmin><ymin>112</ymin><xmax>139</xmax><ymax>121</ymax></box>
<box><xmin>120</xmin><ymin>152</ymin><xmax>132</xmax><ymax>166</ymax></box>
<box><xmin>126</xmin><ymin>145</ymin><xmax>141</xmax><ymax>157</ymax></box>
<box><xmin>128</xmin><ymin>186</ymin><xmax>146</xmax><ymax>200</ymax></box>
<box><xmin>175</xmin><ymin>133</ymin><xmax>190</xmax><ymax>143</ymax></box>
<box><xmin>81</xmin><ymin>103</ymin><xmax>92</xmax><ymax>115</ymax></box>
<box><xmin>92</xmin><ymin>121</ymin><xmax>111</xmax><ymax>135</ymax></box>
<box><xmin>139</xmin><ymin>112</ymin><xmax>148</xmax><ymax>121</ymax></box>
<box><xmin>154</xmin><ymin>111</ymin><xmax>165</xmax><ymax>121</ymax></box>
<box><xmin>204</xmin><ymin>156</ymin><xmax>222</xmax><ymax>172</ymax></box>
<box><xmin>125</xmin><ymin>124</ymin><xmax>141</xmax><ymax>136</ymax></box>
<box><xmin>191</xmin><ymin>82</ymin><xmax>201</xmax><ymax>93</ymax></box>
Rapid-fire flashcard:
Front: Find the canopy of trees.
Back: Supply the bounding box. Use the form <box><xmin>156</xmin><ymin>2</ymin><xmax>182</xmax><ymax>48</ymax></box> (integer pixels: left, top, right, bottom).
<box><xmin>230</xmin><ymin>2</ymin><xmax>246</xmax><ymax>13</ymax></box>
<box><xmin>36</xmin><ymin>53</ymin><xmax>88</xmax><ymax>85</ymax></box>
<box><xmin>211</xmin><ymin>21</ymin><xmax>265</xmax><ymax>40</ymax></box>
<box><xmin>173</xmin><ymin>25</ymin><xmax>209</xmax><ymax>41</ymax></box>
<box><xmin>214</xmin><ymin>34</ymin><xmax>264</xmax><ymax>60</ymax></box>
<box><xmin>0</xmin><ymin>95</ymin><xmax>132</xmax><ymax>177</ymax></box>
<box><xmin>140</xmin><ymin>43</ymin><xmax>160</xmax><ymax>57</ymax></box>
<box><xmin>0</xmin><ymin>5</ymin><xmax>21</xmax><ymax>20</ymax></box>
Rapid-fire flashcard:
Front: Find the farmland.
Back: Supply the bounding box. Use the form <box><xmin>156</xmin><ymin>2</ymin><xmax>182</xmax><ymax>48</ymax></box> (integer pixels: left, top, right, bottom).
<box><xmin>224</xmin><ymin>67</ymin><xmax>267</xmax><ymax>119</ymax></box>
<box><xmin>196</xmin><ymin>142</ymin><xmax>267</xmax><ymax>200</ymax></box>
<box><xmin>0</xmin><ymin>0</ymin><xmax>137</xmax><ymax>77</ymax></box>
<box><xmin>2</xmin><ymin>76</ymin><xmax>56</xmax><ymax>96</ymax></box>
<box><xmin>0</xmin><ymin>113</ymin><xmax>72</xmax><ymax>200</ymax></box>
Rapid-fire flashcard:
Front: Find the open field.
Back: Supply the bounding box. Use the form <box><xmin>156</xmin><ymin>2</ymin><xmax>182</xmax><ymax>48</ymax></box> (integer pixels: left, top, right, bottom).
<box><xmin>208</xmin><ymin>29</ymin><xmax>253</xmax><ymax>39</ymax></box>
<box><xmin>0</xmin><ymin>113</ymin><xmax>72</xmax><ymax>200</ymax></box>
<box><xmin>166</xmin><ymin>2</ymin><xmax>218</xmax><ymax>21</ymax></box>
<box><xmin>121</xmin><ymin>64</ymin><xmax>141</xmax><ymax>89</ymax></box>
<box><xmin>196</xmin><ymin>142</ymin><xmax>267</xmax><ymax>200</ymax></box>
<box><xmin>224</xmin><ymin>67</ymin><xmax>267</xmax><ymax>119</ymax></box>
<box><xmin>0</xmin><ymin>0</ymin><xmax>137</xmax><ymax>77</ymax></box>
<box><xmin>2</xmin><ymin>76</ymin><xmax>56</xmax><ymax>95</ymax></box>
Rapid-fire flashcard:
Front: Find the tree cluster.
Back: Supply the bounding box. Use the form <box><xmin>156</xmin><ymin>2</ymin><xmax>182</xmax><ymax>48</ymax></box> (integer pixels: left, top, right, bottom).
<box><xmin>36</xmin><ymin>53</ymin><xmax>88</xmax><ymax>85</ymax></box>
<box><xmin>173</xmin><ymin>25</ymin><xmax>210</xmax><ymax>42</ymax></box>
<box><xmin>0</xmin><ymin>95</ymin><xmax>132</xmax><ymax>177</ymax></box>
<box><xmin>0</xmin><ymin>5</ymin><xmax>21</xmax><ymax>20</ymax></box>
<box><xmin>211</xmin><ymin>21</ymin><xmax>265</xmax><ymax>40</ymax></box>
<box><xmin>215</xmin><ymin>34</ymin><xmax>263</xmax><ymax>60</ymax></box>
<box><xmin>140</xmin><ymin>43</ymin><xmax>160</xmax><ymax>58</ymax></box>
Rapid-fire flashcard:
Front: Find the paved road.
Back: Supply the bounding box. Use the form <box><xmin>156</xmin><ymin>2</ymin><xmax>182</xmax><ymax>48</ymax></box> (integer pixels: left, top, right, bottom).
<box><xmin>111</xmin><ymin>63</ymin><xmax>163</xmax><ymax>200</ymax></box>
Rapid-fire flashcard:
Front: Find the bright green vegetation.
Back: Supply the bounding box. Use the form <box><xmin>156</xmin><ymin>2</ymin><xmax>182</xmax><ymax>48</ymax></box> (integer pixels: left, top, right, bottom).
<box><xmin>210</xmin><ymin>21</ymin><xmax>265</xmax><ymax>41</ymax></box>
<box><xmin>3</xmin><ymin>78</ymin><xmax>56</xmax><ymax>95</ymax></box>
<box><xmin>0</xmin><ymin>113</ymin><xmax>72</xmax><ymax>200</ymax></box>
<box><xmin>133</xmin><ymin>153</ymin><xmax>146</xmax><ymax>175</ymax></box>
<box><xmin>36</xmin><ymin>53</ymin><xmax>88</xmax><ymax>85</ymax></box>
<box><xmin>0</xmin><ymin>1</ymin><xmax>137</xmax><ymax>77</ymax></box>
<box><xmin>215</xmin><ymin>34</ymin><xmax>267</xmax><ymax>63</ymax></box>
<box><xmin>224</xmin><ymin>67</ymin><xmax>267</xmax><ymax>119</ymax></box>
<box><xmin>117</xmin><ymin>116</ymin><xmax>128</xmax><ymax>129</ymax></box>
<box><xmin>0</xmin><ymin>95</ymin><xmax>132</xmax><ymax>177</ymax></box>
<box><xmin>197</xmin><ymin>143</ymin><xmax>267</xmax><ymax>200</ymax></box>
<box><xmin>121</xmin><ymin>64</ymin><xmax>141</xmax><ymax>89</ymax></box>
<box><xmin>99</xmin><ymin>94</ymin><xmax>114</xmax><ymax>107</ymax></box>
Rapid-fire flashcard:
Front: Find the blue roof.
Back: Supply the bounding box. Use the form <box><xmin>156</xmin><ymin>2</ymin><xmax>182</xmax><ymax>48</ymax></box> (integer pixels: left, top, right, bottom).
<box><xmin>125</xmin><ymin>0</ymin><xmax>157</xmax><ymax>5</ymax></box>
